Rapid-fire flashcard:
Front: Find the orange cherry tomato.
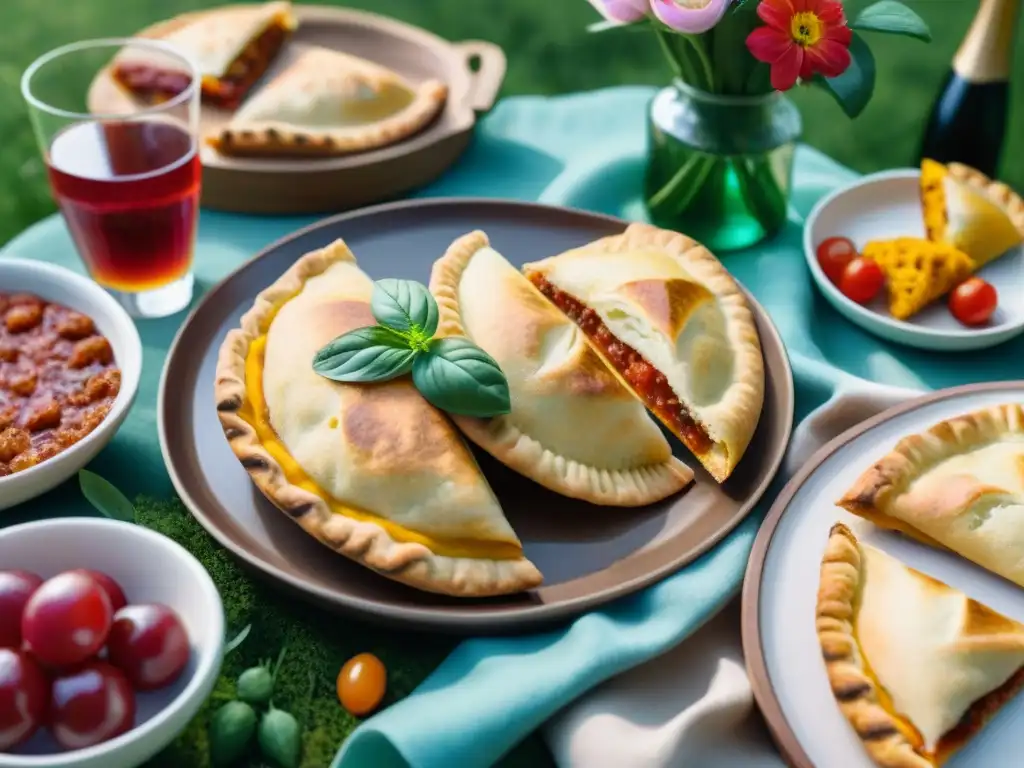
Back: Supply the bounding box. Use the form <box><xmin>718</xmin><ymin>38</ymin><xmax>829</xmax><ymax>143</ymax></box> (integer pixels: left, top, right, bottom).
<box><xmin>838</xmin><ymin>257</ymin><xmax>885</xmax><ymax>305</ymax></box>
<box><xmin>949</xmin><ymin>277</ymin><xmax>998</xmax><ymax>326</ymax></box>
<box><xmin>337</xmin><ymin>653</ymin><xmax>387</xmax><ymax>716</ymax></box>
<box><xmin>816</xmin><ymin>236</ymin><xmax>858</xmax><ymax>285</ymax></box>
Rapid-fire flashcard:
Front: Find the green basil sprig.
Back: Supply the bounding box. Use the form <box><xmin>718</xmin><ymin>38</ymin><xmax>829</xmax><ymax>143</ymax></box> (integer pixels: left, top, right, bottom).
<box><xmin>312</xmin><ymin>279</ymin><xmax>510</xmax><ymax>418</ymax></box>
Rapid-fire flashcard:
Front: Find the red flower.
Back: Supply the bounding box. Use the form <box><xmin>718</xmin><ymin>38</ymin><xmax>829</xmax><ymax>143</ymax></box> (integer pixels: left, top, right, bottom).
<box><xmin>746</xmin><ymin>0</ymin><xmax>853</xmax><ymax>92</ymax></box>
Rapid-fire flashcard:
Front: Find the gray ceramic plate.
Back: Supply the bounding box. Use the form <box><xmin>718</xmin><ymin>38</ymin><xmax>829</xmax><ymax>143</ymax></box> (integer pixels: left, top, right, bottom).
<box><xmin>158</xmin><ymin>199</ymin><xmax>794</xmax><ymax>634</ymax></box>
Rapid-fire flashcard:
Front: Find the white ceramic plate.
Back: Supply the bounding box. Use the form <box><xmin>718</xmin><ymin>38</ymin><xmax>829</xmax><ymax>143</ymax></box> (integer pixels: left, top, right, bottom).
<box><xmin>803</xmin><ymin>169</ymin><xmax>1024</xmax><ymax>351</ymax></box>
<box><xmin>743</xmin><ymin>382</ymin><xmax>1024</xmax><ymax>767</ymax></box>
<box><xmin>0</xmin><ymin>259</ymin><xmax>142</xmax><ymax>510</ymax></box>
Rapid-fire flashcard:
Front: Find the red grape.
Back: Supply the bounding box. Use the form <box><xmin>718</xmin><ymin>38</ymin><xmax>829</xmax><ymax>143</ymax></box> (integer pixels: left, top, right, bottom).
<box><xmin>0</xmin><ymin>648</ymin><xmax>49</xmax><ymax>751</ymax></box>
<box><xmin>50</xmin><ymin>661</ymin><xmax>134</xmax><ymax>750</ymax></box>
<box><xmin>68</xmin><ymin>569</ymin><xmax>128</xmax><ymax>614</ymax></box>
<box><xmin>0</xmin><ymin>570</ymin><xmax>43</xmax><ymax>649</ymax></box>
<box><xmin>106</xmin><ymin>604</ymin><xmax>190</xmax><ymax>691</ymax></box>
<box><xmin>21</xmin><ymin>571</ymin><xmax>112</xmax><ymax>668</ymax></box>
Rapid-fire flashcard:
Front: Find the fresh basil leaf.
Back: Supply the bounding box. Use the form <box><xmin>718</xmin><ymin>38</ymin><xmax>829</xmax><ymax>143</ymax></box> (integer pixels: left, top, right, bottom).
<box><xmin>814</xmin><ymin>32</ymin><xmax>876</xmax><ymax>119</ymax></box>
<box><xmin>412</xmin><ymin>338</ymin><xmax>511</xmax><ymax>418</ymax></box>
<box><xmin>78</xmin><ymin>469</ymin><xmax>136</xmax><ymax>523</ymax></box>
<box><xmin>312</xmin><ymin>326</ymin><xmax>416</xmax><ymax>383</ymax></box>
<box><xmin>370</xmin><ymin>279</ymin><xmax>439</xmax><ymax>338</ymax></box>
<box><xmin>224</xmin><ymin>623</ymin><xmax>252</xmax><ymax>656</ymax></box>
<box><xmin>852</xmin><ymin>1</ymin><xmax>931</xmax><ymax>43</ymax></box>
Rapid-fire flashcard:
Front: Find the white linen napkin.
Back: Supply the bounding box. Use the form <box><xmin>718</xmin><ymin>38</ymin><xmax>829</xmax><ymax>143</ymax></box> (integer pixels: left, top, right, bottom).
<box><xmin>544</xmin><ymin>377</ymin><xmax>924</xmax><ymax>768</ymax></box>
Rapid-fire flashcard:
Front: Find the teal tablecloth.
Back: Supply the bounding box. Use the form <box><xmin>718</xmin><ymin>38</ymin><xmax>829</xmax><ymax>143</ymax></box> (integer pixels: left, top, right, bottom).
<box><xmin>3</xmin><ymin>86</ymin><xmax>1021</xmax><ymax>768</ymax></box>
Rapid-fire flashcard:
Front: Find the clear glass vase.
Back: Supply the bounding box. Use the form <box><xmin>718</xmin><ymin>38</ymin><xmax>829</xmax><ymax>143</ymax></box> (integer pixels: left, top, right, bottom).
<box><xmin>644</xmin><ymin>81</ymin><xmax>802</xmax><ymax>252</ymax></box>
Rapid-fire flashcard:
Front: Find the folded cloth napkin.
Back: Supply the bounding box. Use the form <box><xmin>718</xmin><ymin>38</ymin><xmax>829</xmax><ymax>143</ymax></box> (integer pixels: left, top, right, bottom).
<box><xmin>544</xmin><ymin>377</ymin><xmax>923</xmax><ymax>768</ymax></box>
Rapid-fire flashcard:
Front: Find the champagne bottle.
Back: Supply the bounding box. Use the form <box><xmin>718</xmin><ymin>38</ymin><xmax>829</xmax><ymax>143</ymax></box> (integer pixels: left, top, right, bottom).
<box><xmin>918</xmin><ymin>0</ymin><xmax>1021</xmax><ymax>175</ymax></box>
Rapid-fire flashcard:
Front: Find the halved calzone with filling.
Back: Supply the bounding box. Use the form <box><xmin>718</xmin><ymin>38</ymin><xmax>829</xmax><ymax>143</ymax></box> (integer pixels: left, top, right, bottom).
<box><xmin>817</xmin><ymin>522</ymin><xmax>1024</xmax><ymax>767</ymax></box>
<box><xmin>214</xmin><ymin>239</ymin><xmax>541</xmax><ymax>597</ymax></box>
<box><xmin>838</xmin><ymin>403</ymin><xmax>1024</xmax><ymax>587</ymax></box>
<box><xmin>112</xmin><ymin>1</ymin><xmax>296</xmax><ymax>109</ymax></box>
<box><xmin>207</xmin><ymin>45</ymin><xmax>448</xmax><ymax>157</ymax></box>
<box><xmin>429</xmin><ymin>231</ymin><xmax>694</xmax><ymax>507</ymax></box>
<box><xmin>522</xmin><ymin>223</ymin><xmax>764</xmax><ymax>483</ymax></box>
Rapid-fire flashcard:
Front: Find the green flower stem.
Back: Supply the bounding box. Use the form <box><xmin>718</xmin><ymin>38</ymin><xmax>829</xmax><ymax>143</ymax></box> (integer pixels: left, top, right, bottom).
<box><xmin>732</xmin><ymin>156</ymin><xmax>789</xmax><ymax>235</ymax></box>
<box><xmin>680</xmin><ymin>34</ymin><xmax>716</xmax><ymax>93</ymax></box>
<box><xmin>653</xmin><ymin>26</ymin><xmax>697</xmax><ymax>85</ymax></box>
<box><xmin>647</xmin><ymin>152</ymin><xmax>718</xmax><ymax>217</ymax></box>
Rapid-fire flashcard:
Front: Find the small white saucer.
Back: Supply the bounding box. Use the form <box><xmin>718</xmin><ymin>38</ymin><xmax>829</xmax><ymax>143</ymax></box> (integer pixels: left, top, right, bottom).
<box><xmin>803</xmin><ymin>169</ymin><xmax>1024</xmax><ymax>352</ymax></box>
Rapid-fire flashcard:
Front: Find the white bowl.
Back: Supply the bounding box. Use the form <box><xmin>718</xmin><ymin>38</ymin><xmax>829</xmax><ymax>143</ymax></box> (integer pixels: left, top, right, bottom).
<box><xmin>0</xmin><ymin>518</ymin><xmax>225</xmax><ymax>768</ymax></box>
<box><xmin>0</xmin><ymin>259</ymin><xmax>142</xmax><ymax>510</ymax></box>
<box><xmin>803</xmin><ymin>169</ymin><xmax>1024</xmax><ymax>351</ymax></box>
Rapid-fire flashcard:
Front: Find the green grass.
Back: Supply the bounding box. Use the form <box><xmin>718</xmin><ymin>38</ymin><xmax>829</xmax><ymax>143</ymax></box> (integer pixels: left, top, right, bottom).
<box><xmin>1</xmin><ymin>0</ymin><xmax>1022</xmax><ymax>247</ymax></box>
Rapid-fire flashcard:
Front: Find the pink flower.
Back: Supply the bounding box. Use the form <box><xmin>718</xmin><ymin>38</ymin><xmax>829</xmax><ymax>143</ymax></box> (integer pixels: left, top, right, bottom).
<box><xmin>651</xmin><ymin>0</ymin><xmax>733</xmax><ymax>34</ymax></box>
<box><xmin>586</xmin><ymin>0</ymin><xmax>649</xmax><ymax>24</ymax></box>
<box><xmin>746</xmin><ymin>0</ymin><xmax>853</xmax><ymax>91</ymax></box>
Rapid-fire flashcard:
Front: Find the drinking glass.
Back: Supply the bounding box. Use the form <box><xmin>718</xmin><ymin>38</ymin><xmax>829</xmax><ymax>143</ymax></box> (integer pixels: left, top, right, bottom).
<box><xmin>21</xmin><ymin>39</ymin><xmax>201</xmax><ymax>319</ymax></box>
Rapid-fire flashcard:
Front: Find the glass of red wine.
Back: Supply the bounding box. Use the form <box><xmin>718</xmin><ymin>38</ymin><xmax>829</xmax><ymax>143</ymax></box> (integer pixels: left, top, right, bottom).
<box><xmin>21</xmin><ymin>39</ymin><xmax>201</xmax><ymax>319</ymax></box>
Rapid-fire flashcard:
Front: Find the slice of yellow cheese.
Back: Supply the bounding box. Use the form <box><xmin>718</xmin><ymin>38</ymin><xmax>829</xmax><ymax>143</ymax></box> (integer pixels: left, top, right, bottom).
<box><xmin>920</xmin><ymin>159</ymin><xmax>1023</xmax><ymax>268</ymax></box>
<box><xmin>863</xmin><ymin>237</ymin><xmax>974</xmax><ymax>321</ymax></box>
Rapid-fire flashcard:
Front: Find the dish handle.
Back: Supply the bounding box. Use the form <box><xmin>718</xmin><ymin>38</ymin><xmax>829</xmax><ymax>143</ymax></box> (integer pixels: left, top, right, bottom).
<box><xmin>452</xmin><ymin>41</ymin><xmax>507</xmax><ymax>113</ymax></box>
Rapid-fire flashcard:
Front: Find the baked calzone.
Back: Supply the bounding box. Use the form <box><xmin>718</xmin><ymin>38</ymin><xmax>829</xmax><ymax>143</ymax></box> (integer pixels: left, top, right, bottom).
<box><xmin>215</xmin><ymin>239</ymin><xmax>541</xmax><ymax>597</ymax></box>
<box><xmin>817</xmin><ymin>522</ymin><xmax>1024</xmax><ymax>767</ymax></box>
<box><xmin>207</xmin><ymin>44</ymin><xmax>447</xmax><ymax>157</ymax></box>
<box><xmin>921</xmin><ymin>159</ymin><xmax>1024</xmax><ymax>269</ymax></box>
<box><xmin>838</xmin><ymin>403</ymin><xmax>1024</xmax><ymax>587</ymax></box>
<box><xmin>522</xmin><ymin>223</ymin><xmax>764</xmax><ymax>483</ymax></box>
<box><xmin>429</xmin><ymin>230</ymin><xmax>694</xmax><ymax>507</ymax></box>
<box><xmin>112</xmin><ymin>1</ymin><xmax>296</xmax><ymax>109</ymax></box>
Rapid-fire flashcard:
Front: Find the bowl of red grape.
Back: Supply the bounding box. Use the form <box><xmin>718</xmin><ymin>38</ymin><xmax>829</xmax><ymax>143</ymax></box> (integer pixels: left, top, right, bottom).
<box><xmin>0</xmin><ymin>517</ymin><xmax>224</xmax><ymax>768</ymax></box>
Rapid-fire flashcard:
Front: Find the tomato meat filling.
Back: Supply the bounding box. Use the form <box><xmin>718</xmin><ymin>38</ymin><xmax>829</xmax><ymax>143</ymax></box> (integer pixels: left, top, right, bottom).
<box><xmin>529</xmin><ymin>275</ymin><xmax>713</xmax><ymax>455</ymax></box>
<box><xmin>112</xmin><ymin>22</ymin><xmax>289</xmax><ymax>109</ymax></box>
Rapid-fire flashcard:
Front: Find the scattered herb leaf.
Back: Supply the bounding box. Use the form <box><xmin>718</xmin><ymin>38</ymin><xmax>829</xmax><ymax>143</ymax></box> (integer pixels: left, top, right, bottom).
<box><xmin>412</xmin><ymin>337</ymin><xmax>511</xmax><ymax>417</ymax></box>
<box><xmin>224</xmin><ymin>623</ymin><xmax>252</xmax><ymax>656</ymax></box>
<box><xmin>78</xmin><ymin>469</ymin><xmax>136</xmax><ymax>523</ymax></box>
<box><xmin>312</xmin><ymin>326</ymin><xmax>417</xmax><ymax>383</ymax></box>
<box><xmin>370</xmin><ymin>278</ymin><xmax>439</xmax><ymax>339</ymax></box>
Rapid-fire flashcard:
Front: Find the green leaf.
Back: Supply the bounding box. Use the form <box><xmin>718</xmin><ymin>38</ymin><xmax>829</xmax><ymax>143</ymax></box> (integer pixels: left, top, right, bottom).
<box><xmin>370</xmin><ymin>279</ymin><xmax>439</xmax><ymax>337</ymax></box>
<box><xmin>411</xmin><ymin>338</ymin><xmax>511</xmax><ymax>418</ymax></box>
<box><xmin>814</xmin><ymin>32</ymin><xmax>876</xmax><ymax>119</ymax></box>
<box><xmin>224</xmin><ymin>623</ymin><xmax>252</xmax><ymax>656</ymax></box>
<box><xmin>852</xmin><ymin>1</ymin><xmax>931</xmax><ymax>42</ymax></box>
<box><xmin>78</xmin><ymin>469</ymin><xmax>136</xmax><ymax>522</ymax></box>
<box><xmin>312</xmin><ymin>326</ymin><xmax>417</xmax><ymax>383</ymax></box>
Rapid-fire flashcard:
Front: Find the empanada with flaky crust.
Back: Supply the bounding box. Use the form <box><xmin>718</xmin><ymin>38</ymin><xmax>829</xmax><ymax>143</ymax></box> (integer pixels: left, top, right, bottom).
<box><xmin>838</xmin><ymin>403</ymin><xmax>1024</xmax><ymax>587</ymax></box>
<box><xmin>522</xmin><ymin>223</ymin><xmax>764</xmax><ymax>483</ymax></box>
<box><xmin>214</xmin><ymin>239</ymin><xmax>541</xmax><ymax>597</ymax></box>
<box><xmin>207</xmin><ymin>44</ymin><xmax>447</xmax><ymax>157</ymax></box>
<box><xmin>817</xmin><ymin>522</ymin><xmax>1024</xmax><ymax>767</ymax></box>
<box><xmin>429</xmin><ymin>230</ymin><xmax>694</xmax><ymax>506</ymax></box>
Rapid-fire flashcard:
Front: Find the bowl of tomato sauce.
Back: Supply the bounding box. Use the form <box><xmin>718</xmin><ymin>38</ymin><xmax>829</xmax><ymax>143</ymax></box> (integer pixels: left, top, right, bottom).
<box><xmin>0</xmin><ymin>258</ymin><xmax>143</xmax><ymax>511</ymax></box>
<box><xmin>0</xmin><ymin>517</ymin><xmax>224</xmax><ymax>768</ymax></box>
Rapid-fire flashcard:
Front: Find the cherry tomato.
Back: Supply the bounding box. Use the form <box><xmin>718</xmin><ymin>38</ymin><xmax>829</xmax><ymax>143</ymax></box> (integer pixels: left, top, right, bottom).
<box><xmin>0</xmin><ymin>570</ymin><xmax>43</xmax><ymax>648</ymax></box>
<box><xmin>21</xmin><ymin>571</ymin><xmax>112</xmax><ymax>668</ymax></box>
<box><xmin>50</xmin><ymin>660</ymin><xmax>135</xmax><ymax>750</ymax></box>
<box><xmin>68</xmin><ymin>570</ymin><xmax>128</xmax><ymax>614</ymax></box>
<box><xmin>839</xmin><ymin>257</ymin><xmax>886</xmax><ymax>305</ymax></box>
<box><xmin>0</xmin><ymin>648</ymin><xmax>49</xmax><ymax>751</ymax></box>
<box><xmin>949</xmin><ymin>277</ymin><xmax>998</xmax><ymax>326</ymax></box>
<box><xmin>816</xmin><ymin>236</ymin><xmax>858</xmax><ymax>285</ymax></box>
<box><xmin>337</xmin><ymin>653</ymin><xmax>387</xmax><ymax>716</ymax></box>
<box><xmin>106</xmin><ymin>604</ymin><xmax>190</xmax><ymax>691</ymax></box>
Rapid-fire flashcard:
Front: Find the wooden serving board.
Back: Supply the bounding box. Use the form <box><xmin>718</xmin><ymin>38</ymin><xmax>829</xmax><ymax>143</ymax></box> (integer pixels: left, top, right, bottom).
<box><xmin>88</xmin><ymin>4</ymin><xmax>505</xmax><ymax>215</ymax></box>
